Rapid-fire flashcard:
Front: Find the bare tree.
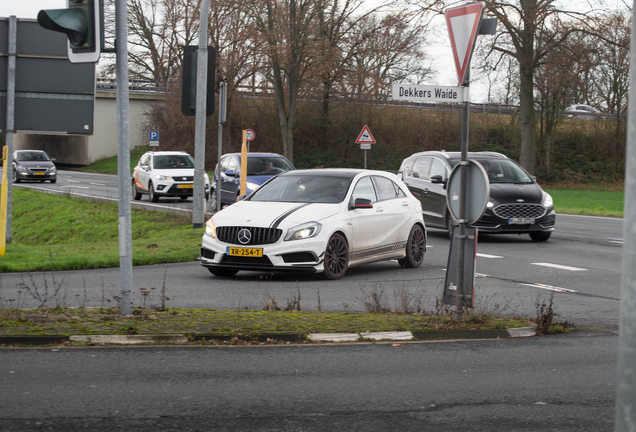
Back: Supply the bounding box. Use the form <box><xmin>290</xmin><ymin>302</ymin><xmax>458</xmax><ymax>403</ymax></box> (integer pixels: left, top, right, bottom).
<box><xmin>343</xmin><ymin>13</ymin><xmax>432</xmax><ymax>98</ymax></box>
<box><xmin>246</xmin><ymin>0</ymin><xmax>324</xmax><ymax>163</ymax></box>
<box><xmin>210</xmin><ymin>0</ymin><xmax>264</xmax><ymax>154</ymax></box>
<box><xmin>480</xmin><ymin>0</ymin><xmax>604</xmax><ymax>174</ymax></box>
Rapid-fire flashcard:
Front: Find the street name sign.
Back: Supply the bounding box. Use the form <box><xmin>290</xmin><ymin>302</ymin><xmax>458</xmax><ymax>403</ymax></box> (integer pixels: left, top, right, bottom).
<box><xmin>392</xmin><ymin>84</ymin><xmax>464</xmax><ymax>103</ymax></box>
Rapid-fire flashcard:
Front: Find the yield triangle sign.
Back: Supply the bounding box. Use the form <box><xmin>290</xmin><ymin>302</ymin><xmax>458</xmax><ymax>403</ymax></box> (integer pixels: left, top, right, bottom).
<box><xmin>355</xmin><ymin>125</ymin><xmax>376</xmax><ymax>144</ymax></box>
<box><xmin>445</xmin><ymin>2</ymin><xmax>485</xmax><ymax>85</ymax></box>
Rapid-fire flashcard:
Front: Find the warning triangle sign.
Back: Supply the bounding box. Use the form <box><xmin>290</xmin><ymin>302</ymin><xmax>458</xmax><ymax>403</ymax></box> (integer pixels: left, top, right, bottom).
<box><xmin>355</xmin><ymin>125</ymin><xmax>376</xmax><ymax>144</ymax></box>
<box><xmin>445</xmin><ymin>2</ymin><xmax>484</xmax><ymax>85</ymax></box>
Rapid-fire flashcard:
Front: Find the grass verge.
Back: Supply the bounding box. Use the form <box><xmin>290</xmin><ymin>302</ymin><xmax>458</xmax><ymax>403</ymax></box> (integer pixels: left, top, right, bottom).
<box><xmin>0</xmin><ymin>188</ymin><xmax>203</xmax><ymax>272</ymax></box>
<box><xmin>545</xmin><ymin>189</ymin><xmax>624</xmax><ymax>218</ymax></box>
<box><xmin>0</xmin><ymin>307</ymin><xmax>529</xmax><ymax>339</ymax></box>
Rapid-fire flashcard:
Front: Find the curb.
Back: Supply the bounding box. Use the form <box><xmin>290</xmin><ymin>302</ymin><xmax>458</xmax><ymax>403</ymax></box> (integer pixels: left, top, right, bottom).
<box><xmin>0</xmin><ymin>326</ymin><xmax>537</xmax><ymax>346</ymax></box>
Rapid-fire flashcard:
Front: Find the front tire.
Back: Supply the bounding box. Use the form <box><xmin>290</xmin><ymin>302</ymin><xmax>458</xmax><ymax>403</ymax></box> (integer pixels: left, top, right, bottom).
<box><xmin>149</xmin><ymin>182</ymin><xmax>159</xmax><ymax>202</ymax></box>
<box><xmin>12</xmin><ymin>170</ymin><xmax>19</xmax><ymax>183</ymax></box>
<box><xmin>209</xmin><ymin>189</ymin><xmax>218</xmax><ymax>212</ymax></box>
<box><xmin>132</xmin><ymin>180</ymin><xmax>142</xmax><ymax>200</ymax></box>
<box><xmin>530</xmin><ymin>232</ymin><xmax>551</xmax><ymax>242</ymax></box>
<box><xmin>50</xmin><ymin>178</ymin><xmax>56</xmax><ymax>184</ymax></box>
<box><xmin>323</xmin><ymin>233</ymin><xmax>348</xmax><ymax>280</ymax></box>
<box><xmin>398</xmin><ymin>224</ymin><xmax>426</xmax><ymax>268</ymax></box>
<box><xmin>208</xmin><ymin>268</ymin><xmax>239</xmax><ymax>277</ymax></box>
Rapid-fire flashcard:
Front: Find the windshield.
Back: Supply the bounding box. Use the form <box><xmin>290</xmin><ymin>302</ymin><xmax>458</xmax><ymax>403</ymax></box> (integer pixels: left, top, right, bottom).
<box><xmin>250</xmin><ymin>174</ymin><xmax>353</xmax><ymax>203</ymax></box>
<box><xmin>16</xmin><ymin>151</ymin><xmax>50</xmax><ymax>162</ymax></box>
<box><xmin>246</xmin><ymin>157</ymin><xmax>294</xmax><ymax>176</ymax></box>
<box><xmin>153</xmin><ymin>154</ymin><xmax>195</xmax><ymax>169</ymax></box>
<box><xmin>449</xmin><ymin>157</ymin><xmax>532</xmax><ymax>184</ymax></box>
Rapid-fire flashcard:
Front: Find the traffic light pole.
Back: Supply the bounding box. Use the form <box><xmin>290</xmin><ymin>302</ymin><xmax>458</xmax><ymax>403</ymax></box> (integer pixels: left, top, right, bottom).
<box><xmin>115</xmin><ymin>0</ymin><xmax>133</xmax><ymax>316</ymax></box>
<box><xmin>192</xmin><ymin>0</ymin><xmax>210</xmax><ymax>228</ymax></box>
<box><xmin>3</xmin><ymin>16</ymin><xmax>16</xmax><ymax>244</ymax></box>
<box><xmin>615</xmin><ymin>0</ymin><xmax>636</xmax><ymax>426</ymax></box>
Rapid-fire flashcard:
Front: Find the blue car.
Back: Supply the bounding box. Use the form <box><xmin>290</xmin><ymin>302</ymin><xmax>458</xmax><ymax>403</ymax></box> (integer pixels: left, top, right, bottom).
<box><xmin>210</xmin><ymin>152</ymin><xmax>295</xmax><ymax>209</ymax></box>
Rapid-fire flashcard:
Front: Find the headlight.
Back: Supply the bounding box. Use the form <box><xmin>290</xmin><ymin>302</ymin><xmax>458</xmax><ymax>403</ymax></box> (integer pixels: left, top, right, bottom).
<box><xmin>48</xmin><ymin>167</ymin><xmax>56</xmax><ymax>173</ymax></box>
<box><xmin>155</xmin><ymin>174</ymin><xmax>171</xmax><ymax>181</ymax></box>
<box><xmin>284</xmin><ymin>222</ymin><xmax>322</xmax><ymax>241</ymax></box>
<box><xmin>542</xmin><ymin>192</ymin><xmax>553</xmax><ymax>208</ymax></box>
<box><xmin>487</xmin><ymin>201</ymin><xmax>494</xmax><ymax>208</ymax></box>
<box><xmin>205</xmin><ymin>220</ymin><xmax>216</xmax><ymax>238</ymax></box>
<box><xmin>246</xmin><ymin>182</ymin><xmax>260</xmax><ymax>192</ymax></box>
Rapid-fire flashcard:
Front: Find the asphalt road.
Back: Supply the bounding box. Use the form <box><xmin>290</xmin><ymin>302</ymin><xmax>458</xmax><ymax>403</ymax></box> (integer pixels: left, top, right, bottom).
<box><xmin>3</xmin><ymin>171</ymin><xmax>624</xmax><ymax>332</ymax></box>
<box><xmin>0</xmin><ymin>333</ymin><xmax>617</xmax><ymax>431</ymax></box>
<box><xmin>1</xmin><ymin>171</ymin><xmax>624</xmax><ymax>431</ymax></box>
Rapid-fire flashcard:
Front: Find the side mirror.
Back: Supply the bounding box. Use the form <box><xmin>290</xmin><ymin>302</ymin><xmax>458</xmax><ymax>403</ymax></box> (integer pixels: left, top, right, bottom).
<box><xmin>399</xmin><ymin>171</ymin><xmax>408</xmax><ymax>181</ymax></box>
<box><xmin>236</xmin><ymin>194</ymin><xmax>247</xmax><ymax>202</ymax></box>
<box><xmin>142</xmin><ymin>164</ymin><xmax>150</xmax><ymax>171</ymax></box>
<box><xmin>431</xmin><ymin>175</ymin><xmax>447</xmax><ymax>189</ymax></box>
<box><xmin>225</xmin><ymin>169</ymin><xmax>237</xmax><ymax>177</ymax></box>
<box><xmin>349</xmin><ymin>197</ymin><xmax>373</xmax><ymax>210</ymax></box>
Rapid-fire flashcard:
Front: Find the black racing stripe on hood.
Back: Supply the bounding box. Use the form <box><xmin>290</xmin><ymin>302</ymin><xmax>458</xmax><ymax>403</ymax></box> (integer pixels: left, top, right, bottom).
<box><xmin>270</xmin><ymin>203</ymin><xmax>311</xmax><ymax>229</ymax></box>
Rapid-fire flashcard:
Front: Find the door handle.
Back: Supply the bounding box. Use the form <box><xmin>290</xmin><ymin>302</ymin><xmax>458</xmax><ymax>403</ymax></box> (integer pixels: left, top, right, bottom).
<box><xmin>376</xmin><ymin>207</ymin><xmax>384</xmax><ymax>212</ymax></box>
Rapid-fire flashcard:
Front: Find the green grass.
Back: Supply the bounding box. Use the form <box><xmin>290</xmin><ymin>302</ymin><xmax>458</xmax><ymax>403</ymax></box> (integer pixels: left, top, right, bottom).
<box><xmin>77</xmin><ymin>145</ymin><xmax>150</xmax><ymax>175</ymax></box>
<box><xmin>545</xmin><ymin>189</ymin><xmax>624</xmax><ymax>218</ymax></box>
<box><xmin>0</xmin><ymin>307</ymin><xmax>529</xmax><ymax>338</ymax></box>
<box><xmin>0</xmin><ymin>188</ymin><xmax>204</xmax><ymax>272</ymax></box>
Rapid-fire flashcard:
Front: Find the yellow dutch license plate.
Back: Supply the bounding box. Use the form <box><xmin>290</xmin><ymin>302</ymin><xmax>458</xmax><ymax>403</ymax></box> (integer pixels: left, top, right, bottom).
<box><xmin>34</xmin><ymin>172</ymin><xmax>45</xmax><ymax>175</ymax></box>
<box><xmin>177</xmin><ymin>184</ymin><xmax>194</xmax><ymax>189</ymax></box>
<box><xmin>227</xmin><ymin>247</ymin><xmax>263</xmax><ymax>257</ymax></box>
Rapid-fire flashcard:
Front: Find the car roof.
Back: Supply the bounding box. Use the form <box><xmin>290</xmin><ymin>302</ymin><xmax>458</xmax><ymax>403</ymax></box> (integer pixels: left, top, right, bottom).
<box><xmin>279</xmin><ymin>168</ymin><xmax>392</xmax><ymax>179</ymax></box>
<box><xmin>225</xmin><ymin>152</ymin><xmax>288</xmax><ymax>158</ymax></box>
<box><xmin>404</xmin><ymin>151</ymin><xmax>509</xmax><ymax>161</ymax></box>
<box><xmin>145</xmin><ymin>151</ymin><xmax>190</xmax><ymax>156</ymax></box>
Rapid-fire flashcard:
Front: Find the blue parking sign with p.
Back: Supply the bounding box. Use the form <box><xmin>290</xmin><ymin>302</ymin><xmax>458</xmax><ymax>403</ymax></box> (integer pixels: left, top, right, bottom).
<box><xmin>149</xmin><ymin>130</ymin><xmax>159</xmax><ymax>146</ymax></box>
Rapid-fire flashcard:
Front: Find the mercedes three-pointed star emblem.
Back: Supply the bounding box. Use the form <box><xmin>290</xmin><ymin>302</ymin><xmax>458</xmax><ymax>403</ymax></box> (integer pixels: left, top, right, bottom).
<box><xmin>238</xmin><ymin>228</ymin><xmax>252</xmax><ymax>245</ymax></box>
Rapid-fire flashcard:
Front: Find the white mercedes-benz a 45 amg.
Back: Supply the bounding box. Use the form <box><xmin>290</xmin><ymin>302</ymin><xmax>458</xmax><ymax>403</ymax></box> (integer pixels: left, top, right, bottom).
<box><xmin>199</xmin><ymin>168</ymin><xmax>426</xmax><ymax>280</ymax></box>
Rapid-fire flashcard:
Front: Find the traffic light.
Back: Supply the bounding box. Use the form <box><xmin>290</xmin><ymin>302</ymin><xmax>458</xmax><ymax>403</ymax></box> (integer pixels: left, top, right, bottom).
<box><xmin>37</xmin><ymin>0</ymin><xmax>101</xmax><ymax>63</ymax></box>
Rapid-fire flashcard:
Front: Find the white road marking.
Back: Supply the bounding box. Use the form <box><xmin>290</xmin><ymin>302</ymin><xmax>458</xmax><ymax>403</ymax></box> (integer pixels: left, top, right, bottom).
<box><xmin>89</xmin><ymin>183</ymin><xmax>106</xmax><ymax>186</ymax></box>
<box><xmin>520</xmin><ymin>283</ymin><xmax>578</xmax><ymax>293</ymax></box>
<box><xmin>475</xmin><ymin>273</ymin><xmax>490</xmax><ymax>278</ymax></box>
<box><xmin>476</xmin><ymin>253</ymin><xmax>503</xmax><ymax>259</ymax></box>
<box><xmin>531</xmin><ymin>263</ymin><xmax>587</xmax><ymax>271</ymax></box>
<box><xmin>608</xmin><ymin>240</ymin><xmax>623</xmax><ymax>244</ymax></box>
<box><xmin>64</xmin><ymin>186</ymin><xmax>90</xmax><ymax>189</ymax></box>
<box><xmin>67</xmin><ymin>180</ymin><xmax>82</xmax><ymax>183</ymax></box>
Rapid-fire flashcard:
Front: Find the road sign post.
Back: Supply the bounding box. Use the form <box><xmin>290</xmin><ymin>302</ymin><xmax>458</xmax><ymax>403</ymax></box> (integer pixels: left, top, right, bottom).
<box><xmin>444</xmin><ymin>1</ymin><xmax>488</xmax><ymax>319</ymax></box>
<box><xmin>355</xmin><ymin>125</ymin><xmax>376</xmax><ymax>169</ymax></box>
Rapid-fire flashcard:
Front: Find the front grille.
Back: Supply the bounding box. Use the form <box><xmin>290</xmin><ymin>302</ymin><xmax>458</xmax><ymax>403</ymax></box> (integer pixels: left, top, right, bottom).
<box><xmin>220</xmin><ymin>255</ymin><xmax>273</xmax><ymax>265</ymax></box>
<box><xmin>173</xmin><ymin>176</ymin><xmax>194</xmax><ymax>182</ymax></box>
<box><xmin>493</xmin><ymin>204</ymin><xmax>546</xmax><ymax>219</ymax></box>
<box><xmin>29</xmin><ymin>169</ymin><xmax>47</xmax><ymax>173</ymax></box>
<box><xmin>167</xmin><ymin>184</ymin><xmax>193</xmax><ymax>194</ymax></box>
<box><xmin>217</xmin><ymin>226</ymin><xmax>282</xmax><ymax>245</ymax></box>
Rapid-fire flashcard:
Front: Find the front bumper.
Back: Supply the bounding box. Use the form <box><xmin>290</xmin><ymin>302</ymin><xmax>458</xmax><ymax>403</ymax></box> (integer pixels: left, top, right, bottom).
<box><xmin>16</xmin><ymin>172</ymin><xmax>56</xmax><ymax>181</ymax></box>
<box><xmin>198</xmin><ymin>233</ymin><xmax>327</xmax><ymax>274</ymax></box>
<box><xmin>472</xmin><ymin>209</ymin><xmax>556</xmax><ymax>234</ymax></box>
<box><xmin>154</xmin><ymin>183</ymin><xmax>210</xmax><ymax>197</ymax></box>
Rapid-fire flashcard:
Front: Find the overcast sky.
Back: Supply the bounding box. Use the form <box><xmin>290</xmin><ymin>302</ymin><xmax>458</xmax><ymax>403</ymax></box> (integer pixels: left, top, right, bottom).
<box><xmin>0</xmin><ymin>1</ymin><xmax>65</xmax><ymax>19</ymax></box>
<box><xmin>0</xmin><ymin>0</ymin><xmax>495</xmax><ymax>101</ymax></box>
